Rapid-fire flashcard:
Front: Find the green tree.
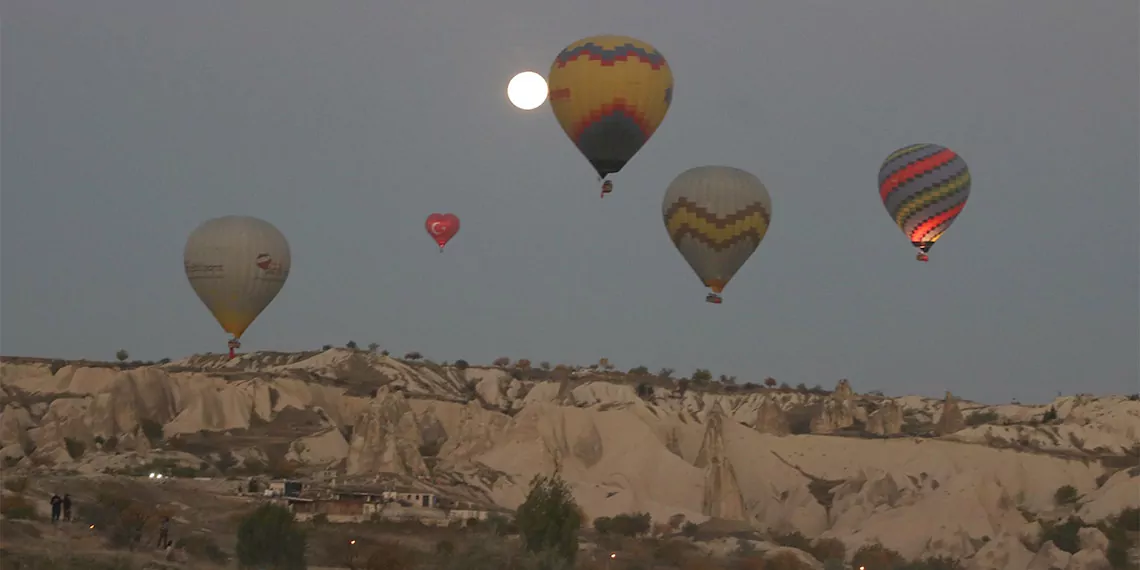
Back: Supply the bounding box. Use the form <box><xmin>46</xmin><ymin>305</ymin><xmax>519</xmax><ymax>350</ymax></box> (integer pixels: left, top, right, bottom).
<box><xmin>116</xmin><ymin>349</ymin><xmax>129</xmax><ymax>362</ymax></box>
<box><xmin>236</xmin><ymin>504</ymin><xmax>307</xmax><ymax>570</ymax></box>
<box><xmin>346</xmin><ymin>340</ymin><xmax>358</xmax><ymax>350</ymax></box>
<box><xmin>691</xmin><ymin>369</ymin><xmax>712</xmax><ymax>384</ymax></box>
<box><xmin>1053</xmin><ymin>484</ymin><xmax>1079</xmax><ymax>506</ymax></box>
<box><xmin>514</xmin><ymin>473</ymin><xmax>581</xmax><ymax>563</ymax></box>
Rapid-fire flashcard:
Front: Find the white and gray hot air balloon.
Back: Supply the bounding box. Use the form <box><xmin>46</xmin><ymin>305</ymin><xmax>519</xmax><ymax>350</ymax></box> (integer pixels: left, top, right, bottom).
<box><xmin>183</xmin><ymin>216</ymin><xmax>291</xmax><ymax>357</ymax></box>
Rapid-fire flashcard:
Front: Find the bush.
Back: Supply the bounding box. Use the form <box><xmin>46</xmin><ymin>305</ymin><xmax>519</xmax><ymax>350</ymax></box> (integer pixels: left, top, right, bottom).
<box><xmin>3</xmin><ymin>477</ymin><xmax>29</xmax><ymax>493</ymax></box>
<box><xmin>810</xmin><ymin>537</ymin><xmax>846</xmax><ymax>563</ymax></box>
<box><xmin>115</xmin><ymin>350</ymin><xmax>129</xmax><ymax>362</ymax></box>
<box><xmin>515</xmin><ymin>473</ymin><xmax>581</xmax><ymax>563</ymax></box>
<box><xmin>64</xmin><ymin>438</ymin><xmax>86</xmax><ymax>459</ymax></box>
<box><xmin>176</xmin><ymin>534</ymin><xmax>228</xmax><ymax>564</ymax></box>
<box><xmin>345</xmin><ymin>340</ymin><xmax>358</xmax><ymax>349</ymax></box>
<box><xmin>404</xmin><ymin>352</ymin><xmax>423</xmax><ymax>360</ymax></box>
<box><xmin>493</xmin><ymin>357</ymin><xmax>510</xmax><ymax>367</ymax></box>
<box><xmin>692</xmin><ymin>369</ymin><xmax>712</xmax><ymax>384</ymax></box>
<box><xmin>139</xmin><ymin>419</ymin><xmax>164</xmax><ymax>443</ymax></box>
<box><xmin>322</xmin><ymin>344</ymin><xmax>333</xmax><ymax>351</ymax></box>
<box><xmin>852</xmin><ymin>543</ymin><xmax>904</xmax><ymax>570</ymax></box>
<box><xmin>636</xmin><ymin>383</ymin><xmax>654</xmax><ymax>400</ymax></box>
<box><xmin>1039</xmin><ymin>517</ymin><xmax>1082</xmax><ymax>554</ymax></box>
<box><xmin>454</xmin><ymin>359</ymin><xmax>469</xmax><ymax>370</ymax></box>
<box><xmin>629</xmin><ymin>366</ymin><xmax>650</xmax><ymax>375</ymax></box>
<box><xmin>1042</xmin><ymin>407</ymin><xmax>1058</xmax><ymax>422</ymax></box>
<box><xmin>966</xmin><ymin>410</ymin><xmax>1000</xmax><ymax>426</ymax></box>
<box><xmin>236</xmin><ymin>504</ymin><xmax>307</xmax><ymax>570</ymax></box>
<box><xmin>899</xmin><ymin>555</ymin><xmax>964</xmax><ymax>570</ymax></box>
<box><xmin>681</xmin><ymin>522</ymin><xmax>699</xmax><ymax>537</ymax></box>
<box><xmin>1053</xmin><ymin>485</ymin><xmax>1079</xmax><ymax>505</ymax></box>
<box><xmin>87</xmin><ymin>492</ymin><xmax>149</xmax><ymax>549</ymax></box>
<box><xmin>0</xmin><ymin>495</ymin><xmax>37</xmax><ymax>520</ymax></box>
<box><xmin>598</xmin><ymin>513</ymin><xmax>651</xmax><ymax>537</ymax></box>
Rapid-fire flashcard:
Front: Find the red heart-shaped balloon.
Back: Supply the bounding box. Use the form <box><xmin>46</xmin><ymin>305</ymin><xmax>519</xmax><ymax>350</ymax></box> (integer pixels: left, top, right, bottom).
<box><xmin>425</xmin><ymin>213</ymin><xmax>460</xmax><ymax>250</ymax></box>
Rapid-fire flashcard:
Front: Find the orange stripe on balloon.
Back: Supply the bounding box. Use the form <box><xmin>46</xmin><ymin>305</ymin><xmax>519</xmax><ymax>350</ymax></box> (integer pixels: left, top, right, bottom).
<box><xmin>910</xmin><ymin>201</ymin><xmax>966</xmax><ymax>242</ymax></box>
<box><xmin>879</xmin><ymin>149</ymin><xmax>958</xmax><ymax>202</ymax></box>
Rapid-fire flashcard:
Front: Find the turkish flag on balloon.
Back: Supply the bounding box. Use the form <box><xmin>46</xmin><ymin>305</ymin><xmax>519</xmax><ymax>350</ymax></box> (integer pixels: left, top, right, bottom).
<box><xmin>424</xmin><ymin>213</ymin><xmax>460</xmax><ymax>251</ymax></box>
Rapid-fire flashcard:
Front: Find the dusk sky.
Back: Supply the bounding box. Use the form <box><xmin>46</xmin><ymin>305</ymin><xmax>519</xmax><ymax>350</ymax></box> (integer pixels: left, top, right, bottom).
<box><xmin>3</xmin><ymin>0</ymin><xmax>1137</xmax><ymax>403</ymax></box>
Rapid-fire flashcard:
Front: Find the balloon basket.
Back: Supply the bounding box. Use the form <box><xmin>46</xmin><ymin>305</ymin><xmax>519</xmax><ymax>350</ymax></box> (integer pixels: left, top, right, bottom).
<box><xmin>705</xmin><ymin>293</ymin><xmax>723</xmax><ymax>304</ymax></box>
<box><xmin>916</xmin><ymin>253</ymin><xmax>929</xmax><ymax>262</ymax></box>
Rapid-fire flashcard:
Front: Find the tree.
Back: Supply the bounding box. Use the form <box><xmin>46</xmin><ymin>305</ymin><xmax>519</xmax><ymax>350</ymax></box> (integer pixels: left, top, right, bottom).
<box><xmin>367</xmin><ymin>342</ymin><xmax>380</xmax><ymax>353</ymax></box>
<box><xmin>540</xmin><ymin>361</ymin><xmax>552</xmax><ymax>370</ymax></box>
<box><xmin>692</xmin><ymin>369</ymin><xmax>712</xmax><ymax>384</ymax></box>
<box><xmin>719</xmin><ymin>374</ymin><xmax>737</xmax><ymax>385</ymax></box>
<box><xmin>322</xmin><ymin>344</ymin><xmax>333</xmax><ymax>351</ymax></box>
<box><xmin>116</xmin><ymin>349</ymin><xmax>129</xmax><ymax>362</ymax></box>
<box><xmin>764</xmin><ymin>377</ymin><xmax>777</xmax><ymax>388</ymax></box>
<box><xmin>493</xmin><ymin>357</ymin><xmax>510</xmax><ymax>367</ymax></box>
<box><xmin>454</xmin><ymin>359</ymin><xmax>469</xmax><ymax>370</ymax></box>
<box><xmin>852</xmin><ymin>543</ymin><xmax>904</xmax><ymax>570</ymax></box>
<box><xmin>1053</xmin><ymin>484</ymin><xmax>1079</xmax><ymax>506</ymax></box>
<box><xmin>658</xmin><ymin>368</ymin><xmax>675</xmax><ymax>379</ymax></box>
<box><xmin>514</xmin><ymin>473</ymin><xmax>581</xmax><ymax>563</ymax></box>
<box><xmin>346</xmin><ymin>340</ymin><xmax>358</xmax><ymax>350</ymax></box>
<box><xmin>236</xmin><ymin>504</ymin><xmax>307</xmax><ymax>570</ymax></box>
<box><xmin>629</xmin><ymin>366</ymin><xmax>650</xmax><ymax>375</ymax></box>
<box><xmin>404</xmin><ymin>351</ymin><xmax>423</xmax><ymax>360</ymax></box>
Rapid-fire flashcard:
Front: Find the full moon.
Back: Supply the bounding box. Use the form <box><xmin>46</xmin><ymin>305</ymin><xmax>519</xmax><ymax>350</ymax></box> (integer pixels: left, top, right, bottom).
<box><xmin>507</xmin><ymin>71</ymin><xmax>548</xmax><ymax>111</ymax></box>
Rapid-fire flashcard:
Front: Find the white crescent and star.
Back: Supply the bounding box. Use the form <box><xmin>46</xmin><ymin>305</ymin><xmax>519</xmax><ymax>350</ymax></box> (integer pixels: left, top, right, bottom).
<box><xmin>430</xmin><ymin>222</ymin><xmax>445</xmax><ymax>236</ymax></box>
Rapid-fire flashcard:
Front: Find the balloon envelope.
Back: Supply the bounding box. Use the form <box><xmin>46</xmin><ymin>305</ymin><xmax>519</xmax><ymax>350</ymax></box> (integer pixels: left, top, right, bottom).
<box><xmin>425</xmin><ymin>213</ymin><xmax>460</xmax><ymax>249</ymax></box>
<box><xmin>548</xmin><ymin>35</ymin><xmax>673</xmax><ymax>179</ymax></box>
<box><xmin>183</xmin><ymin>216</ymin><xmax>291</xmax><ymax>338</ymax></box>
<box><xmin>662</xmin><ymin>166</ymin><xmax>772</xmax><ymax>293</ymax></box>
<box><xmin>878</xmin><ymin>143</ymin><xmax>971</xmax><ymax>254</ymax></box>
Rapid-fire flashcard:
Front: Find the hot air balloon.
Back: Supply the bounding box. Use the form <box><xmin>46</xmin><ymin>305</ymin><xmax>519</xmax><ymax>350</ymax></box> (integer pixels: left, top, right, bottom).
<box><xmin>662</xmin><ymin>166</ymin><xmax>772</xmax><ymax>304</ymax></box>
<box><xmin>425</xmin><ymin>213</ymin><xmax>460</xmax><ymax>251</ymax></box>
<box><xmin>878</xmin><ymin>143</ymin><xmax>971</xmax><ymax>262</ymax></box>
<box><xmin>548</xmin><ymin>35</ymin><xmax>674</xmax><ymax>198</ymax></box>
<box><xmin>183</xmin><ymin>216</ymin><xmax>291</xmax><ymax>359</ymax></box>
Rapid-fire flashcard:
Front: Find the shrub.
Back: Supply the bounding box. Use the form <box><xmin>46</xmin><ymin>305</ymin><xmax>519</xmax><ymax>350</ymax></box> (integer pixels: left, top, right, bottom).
<box><xmin>493</xmin><ymin>357</ymin><xmax>510</xmax><ymax>367</ymax></box>
<box><xmin>4</xmin><ymin>476</ymin><xmax>29</xmax><ymax>493</ymax></box>
<box><xmin>1053</xmin><ymin>484</ymin><xmax>1079</xmax><ymax>505</ymax></box>
<box><xmin>770</xmin><ymin>530</ymin><xmax>811</xmax><ymax>551</ymax></box>
<box><xmin>380</xmin><ymin>350</ymin><xmax>390</xmax><ymax>356</ymax></box>
<box><xmin>236</xmin><ymin>504</ymin><xmax>307</xmax><ymax>570</ymax></box>
<box><xmin>810</xmin><ymin>537</ymin><xmax>846</xmax><ymax>563</ymax></box>
<box><xmin>764</xmin><ymin>377</ymin><xmax>777</xmax><ymax>387</ymax></box>
<box><xmin>658</xmin><ymin>368</ymin><xmax>674</xmax><ymax>379</ymax></box>
<box><xmin>322</xmin><ymin>344</ymin><xmax>333</xmax><ymax>351</ymax></box>
<box><xmin>64</xmin><ymin>437</ymin><xmax>86</xmax><ymax>459</ymax></box>
<box><xmin>0</xmin><ymin>495</ymin><xmax>37</xmax><ymax>520</ymax></box>
<box><xmin>516</xmin><ymin>359</ymin><xmax>532</xmax><ymax>369</ymax></box>
<box><xmin>540</xmin><ymin>362</ymin><xmax>551</xmax><ymax>370</ymax></box>
<box><xmin>454</xmin><ymin>359</ymin><xmax>469</xmax><ymax>370</ymax></box>
<box><xmin>966</xmin><ymin>410</ymin><xmax>1000</xmax><ymax>426</ymax></box>
<box><xmin>629</xmin><ymin>366</ymin><xmax>650</xmax><ymax>375</ymax></box>
<box><xmin>368</xmin><ymin>342</ymin><xmax>380</xmax><ymax>352</ymax></box>
<box><xmin>1039</xmin><ymin>517</ymin><xmax>1082</xmax><ymax>554</ymax></box>
<box><xmin>681</xmin><ymin>522</ymin><xmax>699</xmax><ymax>537</ymax></box>
<box><xmin>88</xmin><ymin>492</ymin><xmax>149</xmax><ymax>549</ymax></box>
<box><xmin>404</xmin><ymin>352</ymin><xmax>423</xmax><ymax>360</ymax></box>
<box><xmin>636</xmin><ymin>383</ymin><xmax>654</xmax><ymax>400</ymax></box>
<box><xmin>1042</xmin><ymin>407</ymin><xmax>1058</xmax><ymax>422</ymax></box>
<box><xmin>852</xmin><ymin>543</ymin><xmax>904</xmax><ymax>570</ymax></box>
<box><xmin>139</xmin><ymin>419</ymin><xmax>164</xmax><ymax>443</ymax></box>
<box><xmin>176</xmin><ymin>534</ymin><xmax>228</xmax><ymax>564</ymax></box>
<box><xmin>692</xmin><ymin>369</ymin><xmax>712</xmax><ymax>384</ymax></box>
<box><xmin>115</xmin><ymin>350</ymin><xmax>129</xmax><ymax>362</ymax></box>
<box><xmin>607</xmin><ymin>512</ymin><xmax>651</xmax><ymax>537</ymax></box>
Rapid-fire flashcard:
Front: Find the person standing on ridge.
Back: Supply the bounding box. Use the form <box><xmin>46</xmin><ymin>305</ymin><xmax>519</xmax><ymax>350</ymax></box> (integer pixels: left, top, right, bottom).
<box><xmin>62</xmin><ymin>494</ymin><xmax>73</xmax><ymax>521</ymax></box>
<box><xmin>49</xmin><ymin>494</ymin><xmax>62</xmax><ymax>523</ymax></box>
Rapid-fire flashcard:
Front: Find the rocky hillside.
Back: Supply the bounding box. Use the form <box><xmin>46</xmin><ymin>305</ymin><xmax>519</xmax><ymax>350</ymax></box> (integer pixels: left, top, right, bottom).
<box><xmin>2</xmin><ymin>349</ymin><xmax>1138</xmax><ymax>568</ymax></box>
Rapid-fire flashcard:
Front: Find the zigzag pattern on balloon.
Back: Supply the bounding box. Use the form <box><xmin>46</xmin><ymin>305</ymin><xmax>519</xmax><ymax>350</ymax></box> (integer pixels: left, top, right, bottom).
<box><xmin>879</xmin><ymin>148</ymin><xmax>960</xmax><ymax>202</ymax></box>
<box><xmin>554</xmin><ymin>42</ymin><xmax>668</xmax><ymax>70</ymax></box>
<box><xmin>570</xmin><ymin>99</ymin><xmax>653</xmax><ymax>142</ymax></box>
<box><xmin>892</xmin><ymin>171</ymin><xmax>971</xmax><ymax>228</ymax></box>
<box><xmin>663</xmin><ymin>200</ymin><xmax>771</xmax><ymax>252</ymax></box>
<box><xmin>909</xmin><ymin>201</ymin><xmax>967</xmax><ymax>244</ymax></box>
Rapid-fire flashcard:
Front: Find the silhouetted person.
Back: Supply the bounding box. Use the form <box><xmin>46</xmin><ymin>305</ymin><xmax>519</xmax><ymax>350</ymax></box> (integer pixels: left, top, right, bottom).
<box><xmin>157</xmin><ymin>517</ymin><xmax>170</xmax><ymax>548</ymax></box>
<box><xmin>49</xmin><ymin>494</ymin><xmax>62</xmax><ymax>523</ymax></box>
<box><xmin>62</xmin><ymin>494</ymin><xmax>72</xmax><ymax>521</ymax></box>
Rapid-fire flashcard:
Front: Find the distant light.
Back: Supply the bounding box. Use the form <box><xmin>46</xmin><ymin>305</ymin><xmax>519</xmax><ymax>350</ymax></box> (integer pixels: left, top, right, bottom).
<box><xmin>506</xmin><ymin>71</ymin><xmax>548</xmax><ymax>111</ymax></box>
<box><xmin>148</xmin><ymin>473</ymin><xmax>156</xmax><ymax>479</ymax></box>
<box><xmin>349</xmin><ymin>540</ymin><xmax>356</xmax><ymax>545</ymax></box>
<box><xmin>610</xmin><ymin>553</ymin><xmax>617</xmax><ymax>559</ymax></box>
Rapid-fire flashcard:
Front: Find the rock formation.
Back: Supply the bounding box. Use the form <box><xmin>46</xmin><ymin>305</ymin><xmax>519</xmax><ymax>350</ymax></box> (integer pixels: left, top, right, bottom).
<box><xmin>752</xmin><ymin>397</ymin><xmax>790</xmax><ymax>435</ymax></box>
<box><xmin>810</xmin><ymin>379</ymin><xmax>856</xmax><ymax>433</ymax></box>
<box><xmin>866</xmin><ymin>399</ymin><xmax>904</xmax><ymax>435</ymax></box>
<box><xmin>936</xmin><ymin>391</ymin><xmax>966</xmax><ymax>435</ymax></box>
<box><xmin>695</xmin><ymin>403</ymin><xmax>746</xmax><ymax>520</ymax></box>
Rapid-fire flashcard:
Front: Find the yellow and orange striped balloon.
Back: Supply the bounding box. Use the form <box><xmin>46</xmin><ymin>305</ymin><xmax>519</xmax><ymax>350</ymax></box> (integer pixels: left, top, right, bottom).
<box><xmin>548</xmin><ymin>35</ymin><xmax>674</xmax><ymax>182</ymax></box>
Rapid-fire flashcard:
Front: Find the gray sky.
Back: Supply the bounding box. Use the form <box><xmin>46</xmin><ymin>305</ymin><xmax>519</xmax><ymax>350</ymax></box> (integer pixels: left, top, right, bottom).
<box><xmin>3</xmin><ymin>0</ymin><xmax>1137</xmax><ymax>403</ymax></box>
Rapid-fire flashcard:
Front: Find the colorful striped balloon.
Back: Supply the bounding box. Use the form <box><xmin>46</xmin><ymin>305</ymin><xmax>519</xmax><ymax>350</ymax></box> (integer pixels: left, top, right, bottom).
<box><xmin>878</xmin><ymin>143</ymin><xmax>971</xmax><ymax>260</ymax></box>
<box><xmin>547</xmin><ymin>35</ymin><xmax>673</xmax><ymax>185</ymax></box>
